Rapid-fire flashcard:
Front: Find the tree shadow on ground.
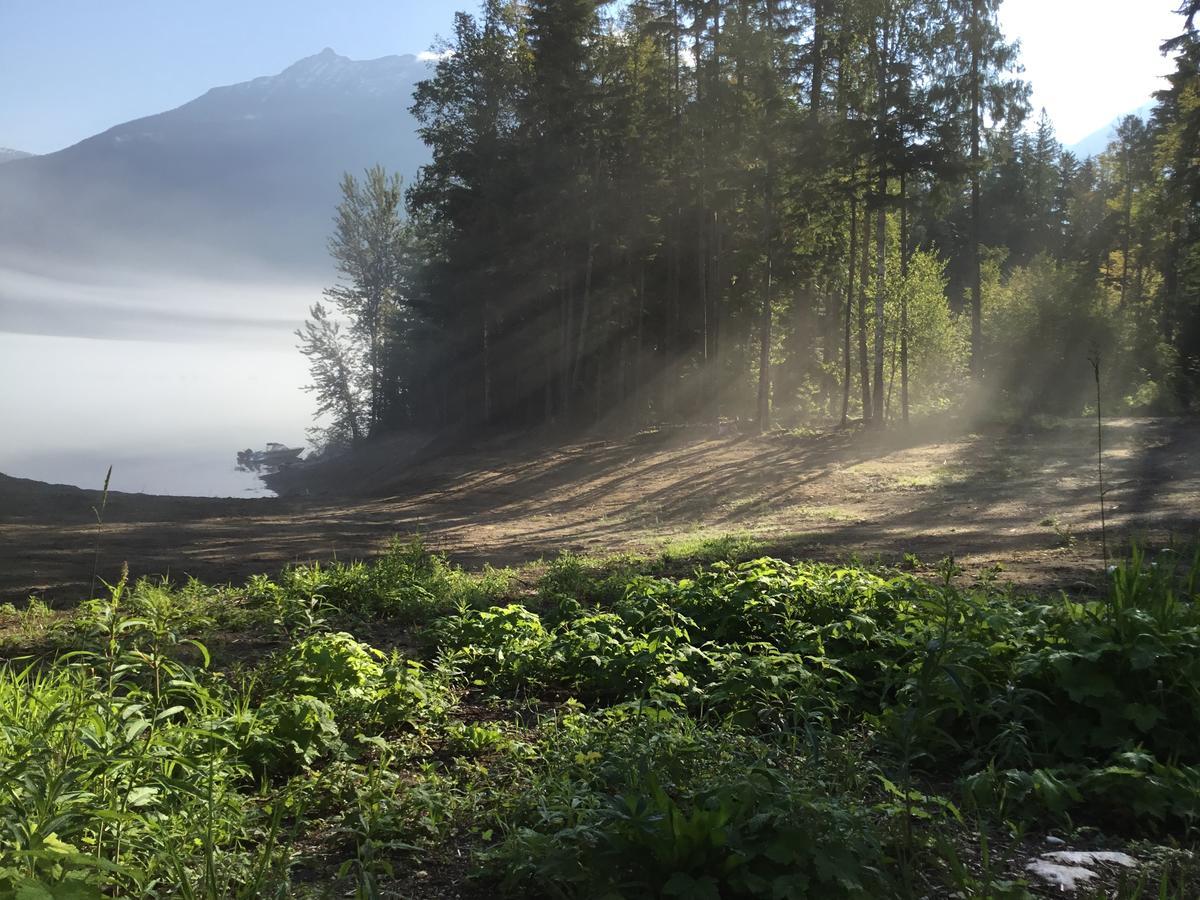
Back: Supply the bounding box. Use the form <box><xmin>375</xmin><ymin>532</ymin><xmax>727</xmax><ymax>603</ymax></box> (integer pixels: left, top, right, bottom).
<box><xmin>2</xmin><ymin>418</ymin><xmax>1197</xmax><ymax>602</ymax></box>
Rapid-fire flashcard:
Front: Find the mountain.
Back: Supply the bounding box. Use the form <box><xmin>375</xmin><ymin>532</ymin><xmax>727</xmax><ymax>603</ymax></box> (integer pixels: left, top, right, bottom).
<box><xmin>0</xmin><ymin>148</ymin><xmax>33</xmax><ymax>164</ymax></box>
<box><xmin>1068</xmin><ymin>102</ymin><xmax>1156</xmax><ymax>160</ymax></box>
<box><xmin>0</xmin><ymin>49</ymin><xmax>431</xmax><ymax>280</ymax></box>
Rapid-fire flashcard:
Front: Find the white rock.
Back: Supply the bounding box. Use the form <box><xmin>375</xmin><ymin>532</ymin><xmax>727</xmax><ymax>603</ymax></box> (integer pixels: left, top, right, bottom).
<box><xmin>1044</xmin><ymin>851</ymin><xmax>1138</xmax><ymax>869</ymax></box>
<box><xmin>1026</xmin><ymin>850</ymin><xmax>1139</xmax><ymax>891</ymax></box>
<box><xmin>1026</xmin><ymin>859</ymin><xmax>1098</xmax><ymax>890</ymax></box>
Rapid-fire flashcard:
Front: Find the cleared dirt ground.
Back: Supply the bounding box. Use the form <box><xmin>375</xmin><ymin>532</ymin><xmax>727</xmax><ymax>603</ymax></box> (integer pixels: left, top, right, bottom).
<box><xmin>2</xmin><ymin>417</ymin><xmax>1198</xmax><ymax>603</ymax></box>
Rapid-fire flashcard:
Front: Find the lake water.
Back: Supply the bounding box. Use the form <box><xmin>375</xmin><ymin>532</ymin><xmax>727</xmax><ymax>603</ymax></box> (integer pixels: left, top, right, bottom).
<box><xmin>0</xmin><ymin>329</ymin><xmax>313</xmax><ymax>498</ymax></box>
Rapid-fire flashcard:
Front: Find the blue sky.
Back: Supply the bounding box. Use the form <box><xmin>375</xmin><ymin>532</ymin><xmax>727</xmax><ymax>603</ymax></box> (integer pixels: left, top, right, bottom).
<box><xmin>0</xmin><ymin>0</ymin><xmax>475</xmax><ymax>153</ymax></box>
<box><xmin>0</xmin><ymin>0</ymin><xmax>1186</xmax><ymax>154</ymax></box>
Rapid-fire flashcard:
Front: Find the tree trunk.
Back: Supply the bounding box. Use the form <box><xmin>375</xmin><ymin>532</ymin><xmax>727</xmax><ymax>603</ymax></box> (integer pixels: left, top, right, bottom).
<box><xmin>886</xmin><ymin>326</ymin><xmax>899</xmax><ymax>421</ymax></box>
<box><xmin>900</xmin><ymin>172</ymin><xmax>909</xmax><ymax>425</ymax></box>
<box><xmin>873</xmin><ymin>165</ymin><xmax>887</xmax><ymax>426</ymax></box>
<box><xmin>821</xmin><ymin>277</ymin><xmax>836</xmax><ymax>417</ymax></box>
<box><xmin>1119</xmin><ymin>139</ymin><xmax>1133</xmax><ymax>308</ymax></box>
<box><xmin>560</xmin><ymin>254</ymin><xmax>573</xmax><ymax>418</ymax></box>
<box><xmin>858</xmin><ymin>188</ymin><xmax>872</xmax><ymax>423</ymax></box>
<box><xmin>572</xmin><ymin>224</ymin><xmax>596</xmax><ymax>394</ymax></box>
<box><xmin>340</xmin><ymin>355</ymin><xmax>363</xmax><ymax>445</ymax></box>
<box><xmin>841</xmin><ymin>193</ymin><xmax>858</xmax><ymax>426</ymax></box>
<box><xmin>756</xmin><ymin>0</ymin><xmax>778</xmax><ymax>433</ymax></box>
<box><xmin>810</xmin><ymin>0</ymin><xmax>826</xmax><ymax>119</ymax></box>
<box><xmin>482</xmin><ymin>293</ymin><xmax>492</xmax><ymax>425</ymax></box>
<box><xmin>709</xmin><ymin>3</ymin><xmax>723</xmax><ymax>429</ymax></box>
<box><xmin>634</xmin><ymin>264</ymin><xmax>646</xmax><ymax>425</ymax></box>
<box><xmin>757</xmin><ymin>174</ymin><xmax>774</xmax><ymax>433</ymax></box>
<box><xmin>707</xmin><ymin>211</ymin><xmax>723</xmax><ymax>426</ymax></box>
<box><xmin>871</xmin><ymin>15</ymin><xmax>889</xmax><ymax>427</ymax></box>
<box><xmin>969</xmin><ymin>0</ymin><xmax>983</xmax><ymax>379</ymax></box>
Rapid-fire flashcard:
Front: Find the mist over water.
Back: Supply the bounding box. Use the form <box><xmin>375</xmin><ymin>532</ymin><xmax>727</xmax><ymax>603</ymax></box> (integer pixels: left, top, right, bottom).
<box><xmin>0</xmin><ymin>47</ymin><xmax>428</xmax><ymax>499</ymax></box>
<box><xmin>0</xmin><ymin>272</ymin><xmax>318</xmax><ymax>497</ymax></box>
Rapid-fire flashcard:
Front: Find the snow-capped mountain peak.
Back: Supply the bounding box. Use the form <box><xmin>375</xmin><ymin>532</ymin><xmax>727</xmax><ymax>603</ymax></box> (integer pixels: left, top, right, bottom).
<box><xmin>204</xmin><ymin>48</ymin><xmax>426</xmax><ymax>103</ymax></box>
<box><xmin>0</xmin><ymin>49</ymin><xmax>431</xmax><ymax>277</ymax></box>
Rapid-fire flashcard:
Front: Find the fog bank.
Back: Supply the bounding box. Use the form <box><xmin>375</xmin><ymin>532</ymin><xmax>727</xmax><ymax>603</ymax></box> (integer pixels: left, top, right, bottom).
<box><xmin>0</xmin><ymin>272</ymin><xmax>318</xmax><ymax>497</ymax></box>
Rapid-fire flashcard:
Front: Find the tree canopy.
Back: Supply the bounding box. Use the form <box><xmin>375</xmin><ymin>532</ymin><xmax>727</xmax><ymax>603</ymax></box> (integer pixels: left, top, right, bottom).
<box><xmin>303</xmin><ymin>0</ymin><xmax>1200</xmax><ymax>443</ymax></box>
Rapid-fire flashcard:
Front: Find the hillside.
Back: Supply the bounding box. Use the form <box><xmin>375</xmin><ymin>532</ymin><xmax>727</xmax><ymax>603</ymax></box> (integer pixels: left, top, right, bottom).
<box><xmin>1068</xmin><ymin>101</ymin><xmax>1155</xmax><ymax>158</ymax></box>
<box><xmin>0</xmin><ymin>49</ymin><xmax>430</xmax><ymax>279</ymax></box>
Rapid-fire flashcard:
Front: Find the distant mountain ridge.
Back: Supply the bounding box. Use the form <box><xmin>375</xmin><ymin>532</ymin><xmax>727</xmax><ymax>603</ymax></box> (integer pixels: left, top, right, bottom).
<box><xmin>1068</xmin><ymin>102</ymin><xmax>1156</xmax><ymax>159</ymax></box>
<box><xmin>0</xmin><ymin>148</ymin><xmax>33</xmax><ymax>164</ymax></box>
<box><xmin>0</xmin><ymin>49</ymin><xmax>431</xmax><ymax>279</ymax></box>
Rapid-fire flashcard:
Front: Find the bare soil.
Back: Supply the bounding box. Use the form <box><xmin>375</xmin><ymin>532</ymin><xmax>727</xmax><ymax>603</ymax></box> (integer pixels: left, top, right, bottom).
<box><xmin>3</xmin><ymin>417</ymin><xmax>1198</xmax><ymax>603</ymax></box>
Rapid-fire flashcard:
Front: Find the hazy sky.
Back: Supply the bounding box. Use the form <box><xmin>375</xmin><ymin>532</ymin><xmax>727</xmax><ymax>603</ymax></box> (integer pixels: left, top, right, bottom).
<box><xmin>0</xmin><ymin>0</ymin><xmax>1188</xmax><ymax>154</ymax></box>
<box><xmin>999</xmin><ymin>0</ymin><xmax>1180</xmax><ymax>144</ymax></box>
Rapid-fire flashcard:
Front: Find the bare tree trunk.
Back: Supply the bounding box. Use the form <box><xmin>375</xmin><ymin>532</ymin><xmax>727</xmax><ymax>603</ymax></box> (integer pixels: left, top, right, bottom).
<box><xmin>969</xmin><ymin>0</ymin><xmax>983</xmax><ymax>379</ymax></box>
<box><xmin>871</xmin><ymin>16</ymin><xmax>889</xmax><ymax>428</ymax></box>
<box><xmin>886</xmin><ymin>335</ymin><xmax>899</xmax><ymax>421</ymax></box>
<box><xmin>900</xmin><ymin>172</ymin><xmax>909</xmax><ymax>425</ymax></box>
<box><xmin>841</xmin><ymin>193</ymin><xmax>858</xmax><ymax>426</ymax></box>
<box><xmin>664</xmin><ymin>0</ymin><xmax>682</xmax><ymax>424</ymax></box>
<box><xmin>709</xmin><ymin>4</ymin><xmax>723</xmax><ymax>428</ymax></box>
<box><xmin>573</xmin><ymin>225</ymin><xmax>595</xmax><ymax>393</ymax></box>
<box><xmin>560</xmin><ymin>254</ymin><xmax>573</xmax><ymax>418</ymax></box>
<box><xmin>858</xmin><ymin>190</ymin><xmax>872</xmax><ymax>423</ymax></box>
<box><xmin>757</xmin><ymin>174</ymin><xmax>774</xmax><ymax>433</ymax></box>
<box><xmin>634</xmin><ymin>264</ymin><xmax>646</xmax><ymax>425</ymax></box>
<box><xmin>544</xmin><ymin>348</ymin><xmax>554</xmax><ymax>423</ymax></box>
<box><xmin>873</xmin><ymin>168</ymin><xmax>887</xmax><ymax>427</ymax></box>
<box><xmin>482</xmin><ymin>294</ymin><xmax>492</xmax><ymax>424</ymax></box>
<box><xmin>619</xmin><ymin>250</ymin><xmax>631</xmax><ymax>410</ymax></box>
<box><xmin>711</xmin><ymin>210</ymin><xmax>723</xmax><ymax>426</ymax></box>
<box><xmin>756</xmin><ymin>0</ymin><xmax>777</xmax><ymax>433</ymax></box>
<box><xmin>663</xmin><ymin>233</ymin><xmax>679</xmax><ymax>422</ymax></box>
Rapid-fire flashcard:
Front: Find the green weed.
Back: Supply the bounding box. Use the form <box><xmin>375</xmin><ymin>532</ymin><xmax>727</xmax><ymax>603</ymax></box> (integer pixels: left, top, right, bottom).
<box><xmin>2</xmin><ymin>543</ymin><xmax>1198</xmax><ymax>896</ymax></box>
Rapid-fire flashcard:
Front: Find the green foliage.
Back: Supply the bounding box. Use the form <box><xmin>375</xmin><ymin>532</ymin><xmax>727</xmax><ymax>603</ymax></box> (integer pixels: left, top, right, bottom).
<box><xmin>887</xmin><ymin>251</ymin><xmax>970</xmax><ymax>414</ymax></box>
<box><xmin>248</xmin><ymin>693</ymin><xmax>346</xmax><ymax>775</ymax></box>
<box><xmin>0</xmin><ymin>577</ymin><xmax>289</xmax><ymax>898</ymax></box>
<box><xmin>366</xmin><ymin>0</ymin><xmax>1200</xmax><ymax>431</ymax></box>
<box><xmin>255</xmin><ymin>537</ymin><xmax>510</xmax><ymax>629</ymax></box>
<box><xmin>982</xmin><ymin>255</ymin><xmax>1118</xmax><ymax>416</ymax></box>
<box><xmin>538</xmin><ymin>551</ymin><xmax>643</xmax><ymax>608</ymax></box>
<box><xmin>491</xmin><ymin>760</ymin><xmax>887</xmax><ymax>899</ymax></box>
<box><xmin>4</xmin><ymin>546</ymin><xmax>1200</xmax><ymax>895</ymax></box>
<box><xmin>271</xmin><ymin>632</ymin><xmax>385</xmax><ymax>702</ymax></box>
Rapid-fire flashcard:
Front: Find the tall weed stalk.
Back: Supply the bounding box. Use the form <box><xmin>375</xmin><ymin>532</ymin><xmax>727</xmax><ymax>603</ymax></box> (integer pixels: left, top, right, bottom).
<box><xmin>89</xmin><ymin>464</ymin><xmax>113</xmax><ymax>599</ymax></box>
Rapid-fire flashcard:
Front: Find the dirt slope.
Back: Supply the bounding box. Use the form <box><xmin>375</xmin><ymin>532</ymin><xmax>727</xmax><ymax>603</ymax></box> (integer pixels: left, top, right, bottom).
<box><xmin>2</xmin><ymin>418</ymin><xmax>1197</xmax><ymax>603</ymax></box>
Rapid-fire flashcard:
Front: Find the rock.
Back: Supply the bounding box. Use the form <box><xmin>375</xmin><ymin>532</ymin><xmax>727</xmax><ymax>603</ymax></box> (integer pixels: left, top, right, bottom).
<box><xmin>1026</xmin><ymin>860</ymin><xmax>1098</xmax><ymax>890</ymax></box>
<box><xmin>1044</xmin><ymin>851</ymin><xmax>1138</xmax><ymax>869</ymax></box>
<box><xmin>1026</xmin><ymin>849</ymin><xmax>1139</xmax><ymax>891</ymax></box>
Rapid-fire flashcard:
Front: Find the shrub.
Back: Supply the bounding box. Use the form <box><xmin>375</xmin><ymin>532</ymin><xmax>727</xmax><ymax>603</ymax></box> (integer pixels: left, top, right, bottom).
<box><xmin>487</xmin><ymin>711</ymin><xmax>887</xmax><ymax>898</ymax></box>
<box><xmin>271</xmin><ymin>631</ymin><xmax>385</xmax><ymax>702</ymax></box>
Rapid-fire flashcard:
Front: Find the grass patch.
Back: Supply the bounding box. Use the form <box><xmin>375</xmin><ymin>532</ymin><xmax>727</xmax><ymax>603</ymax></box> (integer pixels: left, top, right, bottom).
<box><xmin>656</xmin><ymin>531</ymin><xmax>772</xmax><ymax>564</ymax></box>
